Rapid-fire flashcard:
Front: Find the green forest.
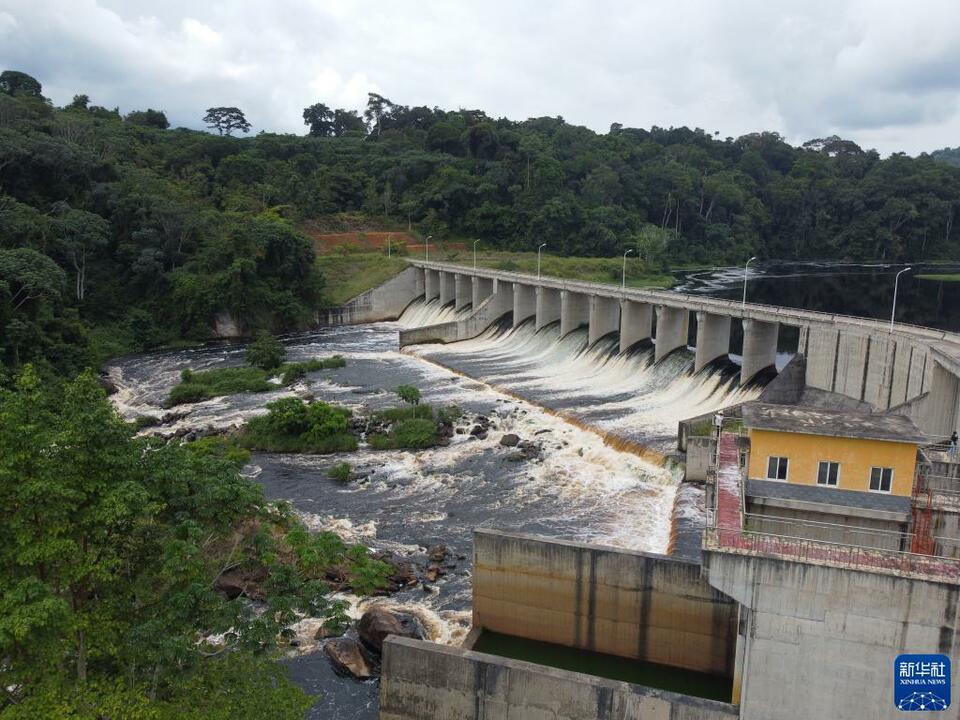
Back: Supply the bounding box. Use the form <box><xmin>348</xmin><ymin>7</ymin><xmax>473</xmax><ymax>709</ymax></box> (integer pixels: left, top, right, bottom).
<box><xmin>4</xmin><ymin>69</ymin><xmax>960</xmax><ymax>377</ymax></box>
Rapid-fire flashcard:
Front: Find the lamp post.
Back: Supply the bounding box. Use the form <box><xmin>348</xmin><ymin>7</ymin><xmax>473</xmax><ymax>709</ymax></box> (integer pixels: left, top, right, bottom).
<box><xmin>425</xmin><ymin>235</ymin><xmax>432</xmax><ymax>261</ymax></box>
<box><xmin>537</xmin><ymin>243</ymin><xmax>547</xmax><ymax>279</ymax></box>
<box><xmin>386</xmin><ymin>233</ymin><xmax>392</xmax><ymax>259</ymax></box>
<box><xmin>473</xmin><ymin>239</ymin><xmax>480</xmax><ymax>269</ymax></box>
<box><xmin>741</xmin><ymin>256</ymin><xmax>757</xmax><ymax>311</ymax></box>
<box><xmin>622</xmin><ymin>248</ymin><xmax>635</xmax><ymax>289</ymax></box>
<box><xmin>890</xmin><ymin>266</ymin><xmax>912</xmax><ymax>331</ymax></box>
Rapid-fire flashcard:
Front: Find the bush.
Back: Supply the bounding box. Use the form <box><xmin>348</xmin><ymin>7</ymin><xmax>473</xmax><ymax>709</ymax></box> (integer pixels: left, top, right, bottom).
<box><xmin>370</xmin><ymin>417</ymin><xmax>438</xmax><ymax>450</ymax></box>
<box><xmin>239</xmin><ymin>398</ymin><xmax>358</xmax><ymax>454</ymax></box>
<box><xmin>396</xmin><ymin>384</ymin><xmax>421</xmax><ymax>405</ymax></box>
<box><xmin>167</xmin><ymin>366</ymin><xmax>272</xmax><ymax>406</ymax></box>
<box><xmin>246</xmin><ymin>331</ymin><xmax>286</xmax><ymax>370</ymax></box>
<box><xmin>328</xmin><ymin>462</ymin><xmax>351</xmax><ymax>482</ymax></box>
<box><xmin>279</xmin><ymin>356</ymin><xmax>346</xmax><ymax>384</ymax></box>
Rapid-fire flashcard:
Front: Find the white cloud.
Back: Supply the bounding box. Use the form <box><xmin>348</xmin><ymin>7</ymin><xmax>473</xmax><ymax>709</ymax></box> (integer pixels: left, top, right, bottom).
<box><xmin>1</xmin><ymin>0</ymin><xmax>959</xmax><ymax>154</ymax></box>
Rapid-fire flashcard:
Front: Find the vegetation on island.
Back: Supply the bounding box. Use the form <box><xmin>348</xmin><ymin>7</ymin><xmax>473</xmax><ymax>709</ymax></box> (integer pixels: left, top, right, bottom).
<box><xmin>238</xmin><ymin>397</ymin><xmax>358</xmax><ymax>454</ymax></box>
<box><xmin>0</xmin><ymin>367</ymin><xmax>389</xmax><ymax>719</ymax></box>
<box><xmin>917</xmin><ymin>273</ymin><xmax>960</xmax><ymax>283</ymax></box>
<box><xmin>367</xmin><ymin>386</ymin><xmax>461</xmax><ymax>450</ymax></box>
<box><xmin>5</xmin><ymin>69</ymin><xmax>960</xmax><ymax>377</ymax></box>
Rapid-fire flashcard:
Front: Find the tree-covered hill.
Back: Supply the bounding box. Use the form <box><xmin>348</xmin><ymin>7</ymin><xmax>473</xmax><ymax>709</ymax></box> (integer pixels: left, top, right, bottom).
<box><xmin>3</xmin><ymin>70</ymin><xmax>960</xmax><ymax>376</ymax></box>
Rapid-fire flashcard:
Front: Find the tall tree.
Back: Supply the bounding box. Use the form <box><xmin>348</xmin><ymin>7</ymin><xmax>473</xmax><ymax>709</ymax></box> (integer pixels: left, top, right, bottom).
<box><xmin>0</xmin><ymin>70</ymin><xmax>43</xmax><ymax>98</ymax></box>
<box><xmin>303</xmin><ymin>102</ymin><xmax>334</xmax><ymax>137</ymax></box>
<box><xmin>203</xmin><ymin>107</ymin><xmax>251</xmax><ymax>136</ymax></box>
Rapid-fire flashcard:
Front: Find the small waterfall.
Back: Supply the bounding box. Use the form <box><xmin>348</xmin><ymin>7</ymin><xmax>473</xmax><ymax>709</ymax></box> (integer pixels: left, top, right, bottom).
<box><xmin>397</xmin><ymin>298</ymin><xmax>472</xmax><ymax>328</ymax></box>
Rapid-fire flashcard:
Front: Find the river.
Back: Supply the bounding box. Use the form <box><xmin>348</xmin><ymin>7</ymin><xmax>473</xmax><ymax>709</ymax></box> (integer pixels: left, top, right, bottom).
<box><xmin>107</xmin><ymin>261</ymin><xmax>939</xmax><ymax>717</ymax></box>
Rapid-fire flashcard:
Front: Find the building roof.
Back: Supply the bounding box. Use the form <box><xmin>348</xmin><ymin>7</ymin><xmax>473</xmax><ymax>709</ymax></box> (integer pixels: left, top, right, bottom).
<box><xmin>741</xmin><ymin>402</ymin><xmax>927</xmax><ymax>445</ymax></box>
<box><xmin>745</xmin><ymin>479</ymin><xmax>912</xmax><ymax>517</ymax></box>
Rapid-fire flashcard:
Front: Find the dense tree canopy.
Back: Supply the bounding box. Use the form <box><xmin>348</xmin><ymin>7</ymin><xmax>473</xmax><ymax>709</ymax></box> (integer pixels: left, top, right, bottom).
<box><xmin>2</xmin><ymin>69</ymin><xmax>960</xmax><ymax>376</ymax></box>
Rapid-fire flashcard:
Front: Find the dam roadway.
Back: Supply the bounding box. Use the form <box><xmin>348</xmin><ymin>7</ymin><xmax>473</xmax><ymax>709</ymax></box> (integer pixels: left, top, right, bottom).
<box><xmin>322</xmin><ymin>260</ymin><xmax>960</xmax><ymax>439</ymax></box>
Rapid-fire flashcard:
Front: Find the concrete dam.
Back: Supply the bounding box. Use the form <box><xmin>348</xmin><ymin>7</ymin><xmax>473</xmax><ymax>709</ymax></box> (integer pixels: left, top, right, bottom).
<box><xmin>324</xmin><ymin>260</ymin><xmax>960</xmax><ymax>440</ymax></box>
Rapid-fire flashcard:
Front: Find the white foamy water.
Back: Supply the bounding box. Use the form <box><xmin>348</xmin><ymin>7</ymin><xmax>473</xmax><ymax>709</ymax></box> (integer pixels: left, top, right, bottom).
<box><xmin>401</xmin><ymin>300</ymin><xmax>762</xmax><ymax>449</ymax></box>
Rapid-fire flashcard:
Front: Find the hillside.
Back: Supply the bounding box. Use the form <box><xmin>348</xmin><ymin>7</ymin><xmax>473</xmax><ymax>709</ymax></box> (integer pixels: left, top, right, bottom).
<box><xmin>3</xmin><ymin>70</ymin><xmax>960</xmax><ymax>375</ymax></box>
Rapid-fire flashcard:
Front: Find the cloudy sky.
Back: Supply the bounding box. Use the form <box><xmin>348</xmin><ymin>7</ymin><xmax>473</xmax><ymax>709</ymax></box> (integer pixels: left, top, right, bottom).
<box><xmin>1</xmin><ymin>0</ymin><xmax>958</xmax><ymax>155</ymax></box>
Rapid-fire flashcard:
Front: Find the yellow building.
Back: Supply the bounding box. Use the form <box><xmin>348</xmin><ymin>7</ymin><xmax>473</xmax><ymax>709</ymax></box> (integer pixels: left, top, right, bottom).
<box><xmin>742</xmin><ymin>402</ymin><xmax>926</xmax><ymax>497</ymax></box>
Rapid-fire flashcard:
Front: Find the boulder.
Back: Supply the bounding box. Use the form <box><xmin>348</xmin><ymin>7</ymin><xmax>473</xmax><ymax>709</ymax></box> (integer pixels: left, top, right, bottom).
<box><xmin>214</xmin><ymin>565</ymin><xmax>268</xmax><ymax>601</ymax></box>
<box><xmin>324</xmin><ymin>638</ymin><xmax>372</xmax><ymax>679</ymax></box>
<box><xmin>357</xmin><ymin>606</ymin><xmax>425</xmax><ymax>653</ymax></box>
<box><xmin>499</xmin><ymin>433</ymin><xmax>520</xmax><ymax>447</ymax></box>
<box><xmin>425</xmin><ymin>564</ymin><xmax>444</xmax><ymax>582</ymax></box>
<box><xmin>314</xmin><ymin>624</ymin><xmax>345</xmax><ymax>641</ymax></box>
<box><xmin>427</xmin><ymin>544</ymin><xmax>448</xmax><ymax>563</ymax></box>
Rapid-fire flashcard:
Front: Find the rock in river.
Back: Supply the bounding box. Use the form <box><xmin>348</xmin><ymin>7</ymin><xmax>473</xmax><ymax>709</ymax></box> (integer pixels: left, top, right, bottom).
<box><xmin>499</xmin><ymin>433</ymin><xmax>520</xmax><ymax>447</ymax></box>
<box><xmin>357</xmin><ymin>606</ymin><xmax>425</xmax><ymax>653</ymax></box>
<box><xmin>324</xmin><ymin>638</ymin><xmax>372</xmax><ymax>680</ymax></box>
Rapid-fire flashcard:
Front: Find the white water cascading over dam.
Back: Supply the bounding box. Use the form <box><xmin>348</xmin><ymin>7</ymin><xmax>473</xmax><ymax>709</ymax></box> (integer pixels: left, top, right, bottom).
<box><xmin>337</xmin><ymin>261</ymin><xmax>960</xmax><ymax>439</ymax></box>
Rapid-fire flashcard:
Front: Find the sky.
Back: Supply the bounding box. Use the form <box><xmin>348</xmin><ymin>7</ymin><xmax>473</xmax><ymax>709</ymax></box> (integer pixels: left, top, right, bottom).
<box><xmin>1</xmin><ymin>0</ymin><xmax>959</xmax><ymax>156</ymax></box>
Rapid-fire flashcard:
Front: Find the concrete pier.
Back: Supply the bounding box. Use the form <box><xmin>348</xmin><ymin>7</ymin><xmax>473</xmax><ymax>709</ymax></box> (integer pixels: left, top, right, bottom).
<box><xmin>424</xmin><ymin>269</ymin><xmax>440</xmax><ymax>302</ymax></box>
<box><xmin>454</xmin><ymin>274</ymin><xmax>471</xmax><ymax>310</ymax></box>
<box><xmin>588</xmin><ymin>295</ymin><xmax>620</xmax><ymax>346</ymax></box>
<box><xmin>560</xmin><ymin>291</ymin><xmax>590</xmax><ymax>338</ymax></box>
<box><xmin>513</xmin><ymin>283</ymin><xmax>536</xmax><ymax>327</ymax></box>
<box><xmin>655</xmin><ymin>305</ymin><xmax>689</xmax><ymax>362</ymax></box>
<box><xmin>535</xmin><ymin>287</ymin><xmax>561</xmax><ymax>331</ymax></box>
<box><xmin>471</xmin><ymin>276</ymin><xmax>493</xmax><ymax>309</ymax></box>
<box><xmin>741</xmin><ymin>318</ymin><xmax>778</xmax><ymax>383</ymax></box>
<box><xmin>439</xmin><ymin>271</ymin><xmax>456</xmax><ymax>307</ymax></box>
<box><xmin>695</xmin><ymin>312</ymin><xmax>732</xmax><ymax>372</ymax></box>
<box><xmin>619</xmin><ymin>299</ymin><xmax>652</xmax><ymax>353</ymax></box>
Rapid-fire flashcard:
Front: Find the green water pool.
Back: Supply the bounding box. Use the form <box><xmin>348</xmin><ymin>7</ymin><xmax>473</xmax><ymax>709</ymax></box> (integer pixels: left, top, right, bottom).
<box><xmin>471</xmin><ymin>631</ymin><xmax>733</xmax><ymax>703</ymax></box>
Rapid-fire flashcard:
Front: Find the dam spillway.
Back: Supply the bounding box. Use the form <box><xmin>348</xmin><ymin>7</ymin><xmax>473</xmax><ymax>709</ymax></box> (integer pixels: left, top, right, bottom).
<box><xmin>331</xmin><ymin>261</ymin><xmax>960</xmax><ymax>440</ymax></box>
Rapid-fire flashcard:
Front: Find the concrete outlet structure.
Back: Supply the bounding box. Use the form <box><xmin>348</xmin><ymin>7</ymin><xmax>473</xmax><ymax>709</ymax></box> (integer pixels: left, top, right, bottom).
<box><xmin>741</xmin><ymin>318</ymin><xmax>778</xmax><ymax>383</ymax></box>
<box><xmin>439</xmin><ymin>271</ymin><xmax>456</xmax><ymax>306</ymax></box>
<box><xmin>454</xmin><ymin>274</ymin><xmax>471</xmax><ymax>310</ymax></box>
<box><xmin>619</xmin><ymin>299</ymin><xmax>653</xmax><ymax>352</ymax></box>
<box><xmin>655</xmin><ymin>305</ymin><xmax>690</xmax><ymax>362</ymax></box>
<box><xmin>424</xmin><ymin>268</ymin><xmax>440</xmax><ymax>302</ymax></box>
<box><xmin>695</xmin><ymin>311</ymin><xmax>732</xmax><ymax>372</ymax></box>
<box><xmin>535</xmin><ymin>286</ymin><xmax>561</xmax><ymax>331</ymax></box>
<box><xmin>561</xmin><ymin>291</ymin><xmax>590</xmax><ymax>338</ymax></box>
<box><xmin>472</xmin><ymin>276</ymin><xmax>494</xmax><ymax>310</ymax></box>
<box><xmin>513</xmin><ymin>283</ymin><xmax>536</xmax><ymax>327</ymax></box>
<box><xmin>588</xmin><ymin>295</ymin><xmax>620</xmax><ymax>346</ymax></box>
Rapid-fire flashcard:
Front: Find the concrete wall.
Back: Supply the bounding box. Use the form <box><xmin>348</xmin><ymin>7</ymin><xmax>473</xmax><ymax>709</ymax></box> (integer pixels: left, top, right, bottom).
<box><xmin>655</xmin><ymin>306</ymin><xmax>689</xmax><ymax>362</ymax></box>
<box><xmin>686</xmin><ymin>436</ymin><xmax>717</xmax><ymax>481</ymax></box>
<box><xmin>472</xmin><ymin>276</ymin><xmax>494</xmax><ymax>309</ymax></box>
<box><xmin>704</xmin><ymin>550</ymin><xmax>960</xmax><ymax>720</ymax></box>
<box><xmin>380</xmin><ymin>636</ymin><xmax>739</xmax><ymax>720</ymax></box>
<box><xmin>740</xmin><ymin>319</ymin><xmax>778</xmax><ymax>384</ymax></box>
<box><xmin>561</xmin><ymin>291</ymin><xmax>590</xmax><ymax>338</ymax></box>
<box><xmin>317</xmin><ymin>266</ymin><xmax>422</xmax><ymax>325</ymax></box>
<box><xmin>695</xmin><ymin>312</ymin><xmax>732</xmax><ymax>372</ymax></box>
<box><xmin>439</xmin><ymin>271</ymin><xmax>456</xmax><ymax>306</ymax></box>
<box><xmin>588</xmin><ymin>295</ymin><xmax>620</xmax><ymax>345</ymax></box>
<box><xmin>473</xmin><ymin>530</ymin><xmax>737</xmax><ymax>677</ymax></box>
<box><xmin>399</xmin><ymin>282</ymin><xmax>513</xmax><ymax>346</ymax></box>
<box><xmin>425</xmin><ymin>268</ymin><xmax>440</xmax><ymax>301</ymax></box>
<box><xmin>536</xmin><ymin>286</ymin><xmax>561</xmax><ymax>331</ymax></box>
<box><xmin>620</xmin><ymin>300</ymin><xmax>653</xmax><ymax>353</ymax></box>
<box><xmin>513</xmin><ymin>283</ymin><xmax>537</xmax><ymax>327</ymax></box>
<box><xmin>454</xmin><ymin>273</ymin><xmax>471</xmax><ymax>310</ymax></box>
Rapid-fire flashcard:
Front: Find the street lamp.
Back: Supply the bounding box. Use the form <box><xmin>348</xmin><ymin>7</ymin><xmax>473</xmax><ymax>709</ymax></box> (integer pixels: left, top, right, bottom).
<box><xmin>741</xmin><ymin>256</ymin><xmax>757</xmax><ymax>311</ymax></box>
<box><xmin>386</xmin><ymin>233</ymin><xmax>392</xmax><ymax>259</ymax></box>
<box><xmin>622</xmin><ymin>249</ymin><xmax>635</xmax><ymax>289</ymax></box>
<box><xmin>537</xmin><ymin>243</ymin><xmax>547</xmax><ymax>279</ymax></box>
<box><xmin>473</xmin><ymin>239</ymin><xmax>480</xmax><ymax>269</ymax></box>
<box><xmin>424</xmin><ymin>235</ymin><xmax>432</xmax><ymax>261</ymax></box>
<box><xmin>890</xmin><ymin>266</ymin><xmax>912</xmax><ymax>331</ymax></box>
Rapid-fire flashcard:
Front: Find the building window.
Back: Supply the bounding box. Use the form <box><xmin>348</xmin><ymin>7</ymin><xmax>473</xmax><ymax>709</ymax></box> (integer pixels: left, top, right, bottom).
<box><xmin>817</xmin><ymin>461</ymin><xmax>840</xmax><ymax>486</ymax></box>
<box><xmin>870</xmin><ymin>467</ymin><xmax>893</xmax><ymax>493</ymax></box>
<box><xmin>766</xmin><ymin>456</ymin><xmax>789</xmax><ymax>481</ymax></box>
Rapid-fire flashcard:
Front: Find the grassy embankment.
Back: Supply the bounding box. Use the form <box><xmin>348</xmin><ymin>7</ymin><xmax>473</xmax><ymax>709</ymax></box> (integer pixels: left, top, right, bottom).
<box><xmin>317</xmin><ymin>246</ymin><xmax>675</xmax><ymax>306</ymax></box>
<box><xmin>918</xmin><ymin>274</ymin><xmax>960</xmax><ymax>282</ymax></box>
